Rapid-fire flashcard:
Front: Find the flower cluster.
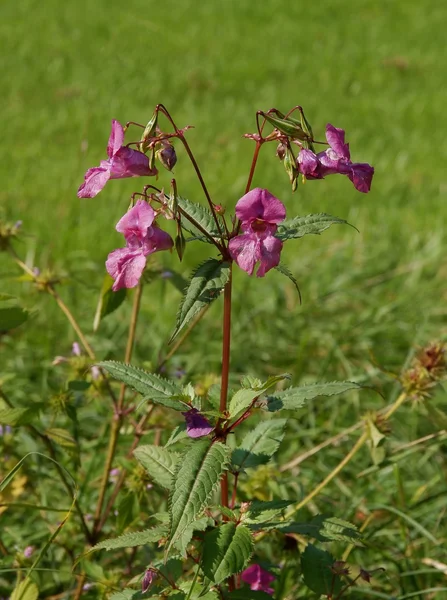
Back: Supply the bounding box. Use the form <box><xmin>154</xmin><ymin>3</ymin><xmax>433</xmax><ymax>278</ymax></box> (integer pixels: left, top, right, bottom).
<box><xmin>297</xmin><ymin>124</ymin><xmax>374</xmax><ymax>193</ymax></box>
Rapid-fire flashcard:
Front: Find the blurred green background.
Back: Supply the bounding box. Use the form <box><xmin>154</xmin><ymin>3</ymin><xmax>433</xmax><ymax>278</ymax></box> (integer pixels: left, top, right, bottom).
<box><xmin>1</xmin><ymin>0</ymin><xmax>447</xmax><ymax>596</ymax></box>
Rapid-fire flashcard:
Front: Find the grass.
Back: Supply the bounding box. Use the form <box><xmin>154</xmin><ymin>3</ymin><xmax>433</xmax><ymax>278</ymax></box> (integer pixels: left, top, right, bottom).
<box><xmin>1</xmin><ymin>0</ymin><xmax>447</xmax><ymax>598</ymax></box>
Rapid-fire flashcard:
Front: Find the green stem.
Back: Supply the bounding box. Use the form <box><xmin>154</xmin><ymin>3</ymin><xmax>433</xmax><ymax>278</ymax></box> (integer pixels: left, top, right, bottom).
<box><xmin>185</xmin><ymin>561</ymin><xmax>201</xmax><ymax>600</ymax></box>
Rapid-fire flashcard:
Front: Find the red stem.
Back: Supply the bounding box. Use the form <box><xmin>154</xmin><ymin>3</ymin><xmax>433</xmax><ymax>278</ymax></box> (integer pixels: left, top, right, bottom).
<box><xmin>244</xmin><ymin>140</ymin><xmax>262</xmax><ymax>195</ymax></box>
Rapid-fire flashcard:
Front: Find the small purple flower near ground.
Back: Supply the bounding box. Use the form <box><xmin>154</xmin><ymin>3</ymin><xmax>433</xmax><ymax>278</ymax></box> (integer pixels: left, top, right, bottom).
<box><xmin>23</xmin><ymin>546</ymin><xmax>35</xmax><ymax>558</ymax></box>
<box><xmin>241</xmin><ymin>564</ymin><xmax>275</xmax><ymax>595</ymax></box>
<box><xmin>142</xmin><ymin>568</ymin><xmax>157</xmax><ymax>593</ymax></box>
<box><xmin>297</xmin><ymin>124</ymin><xmax>374</xmax><ymax>193</ymax></box>
<box><xmin>106</xmin><ymin>200</ymin><xmax>173</xmax><ymax>291</ymax></box>
<box><xmin>182</xmin><ymin>408</ymin><xmax>213</xmax><ymax>438</ymax></box>
<box><xmin>77</xmin><ymin>120</ymin><xmax>157</xmax><ymax>198</ymax></box>
<box><xmin>229</xmin><ymin>188</ymin><xmax>286</xmax><ymax>277</ymax></box>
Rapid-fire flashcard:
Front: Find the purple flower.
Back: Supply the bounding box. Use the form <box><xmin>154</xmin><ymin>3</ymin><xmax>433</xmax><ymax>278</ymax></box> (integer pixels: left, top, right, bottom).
<box><xmin>23</xmin><ymin>546</ymin><xmax>35</xmax><ymax>558</ymax></box>
<box><xmin>241</xmin><ymin>564</ymin><xmax>275</xmax><ymax>595</ymax></box>
<box><xmin>142</xmin><ymin>568</ymin><xmax>157</xmax><ymax>593</ymax></box>
<box><xmin>0</xmin><ymin>425</ymin><xmax>12</xmax><ymax>436</ymax></box>
<box><xmin>182</xmin><ymin>408</ymin><xmax>213</xmax><ymax>438</ymax></box>
<box><xmin>72</xmin><ymin>342</ymin><xmax>81</xmax><ymax>356</ymax></box>
<box><xmin>77</xmin><ymin>120</ymin><xmax>157</xmax><ymax>198</ymax></box>
<box><xmin>106</xmin><ymin>200</ymin><xmax>173</xmax><ymax>291</ymax></box>
<box><xmin>229</xmin><ymin>188</ymin><xmax>286</xmax><ymax>277</ymax></box>
<box><xmin>297</xmin><ymin>124</ymin><xmax>374</xmax><ymax>193</ymax></box>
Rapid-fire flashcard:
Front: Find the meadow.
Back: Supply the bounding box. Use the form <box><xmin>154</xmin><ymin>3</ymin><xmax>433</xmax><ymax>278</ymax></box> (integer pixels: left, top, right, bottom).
<box><xmin>1</xmin><ymin>0</ymin><xmax>447</xmax><ymax>598</ymax></box>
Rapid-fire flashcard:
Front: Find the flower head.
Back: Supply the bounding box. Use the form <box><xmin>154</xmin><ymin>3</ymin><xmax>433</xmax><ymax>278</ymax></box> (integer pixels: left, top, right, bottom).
<box><xmin>182</xmin><ymin>408</ymin><xmax>213</xmax><ymax>438</ymax></box>
<box><xmin>142</xmin><ymin>568</ymin><xmax>157</xmax><ymax>593</ymax></box>
<box><xmin>229</xmin><ymin>188</ymin><xmax>286</xmax><ymax>277</ymax></box>
<box><xmin>106</xmin><ymin>201</ymin><xmax>173</xmax><ymax>291</ymax></box>
<box><xmin>297</xmin><ymin>124</ymin><xmax>374</xmax><ymax>193</ymax></box>
<box><xmin>78</xmin><ymin>120</ymin><xmax>157</xmax><ymax>198</ymax></box>
<box><xmin>241</xmin><ymin>564</ymin><xmax>275</xmax><ymax>595</ymax></box>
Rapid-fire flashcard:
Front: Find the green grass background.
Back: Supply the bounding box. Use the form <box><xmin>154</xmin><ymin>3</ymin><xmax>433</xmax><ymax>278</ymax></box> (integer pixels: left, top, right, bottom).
<box><xmin>1</xmin><ymin>0</ymin><xmax>447</xmax><ymax>597</ymax></box>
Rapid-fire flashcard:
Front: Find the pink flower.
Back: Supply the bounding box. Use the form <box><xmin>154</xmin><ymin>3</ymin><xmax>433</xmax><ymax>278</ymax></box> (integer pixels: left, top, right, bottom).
<box><xmin>142</xmin><ymin>568</ymin><xmax>157</xmax><ymax>593</ymax></box>
<box><xmin>182</xmin><ymin>408</ymin><xmax>214</xmax><ymax>438</ymax></box>
<box><xmin>297</xmin><ymin>124</ymin><xmax>374</xmax><ymax>193</ymax></box>
<box><xmin>78</xmin><ymin>120</ymin><xmax>157</xmax><ymax>198</ymax></box>
<box><xmin>241</xmin><ymin>564</ymin><xmax>275</xmax><ymax>595</ymax></box>
<box><xmin>229</xmin><ymin>188</ymin><xmax>286</xmax><ymax>277</ymax></box>
<box><xmin>106</xmin><ymin>201</ymin><xmax>173</xmax><ymax>291</ymax></box>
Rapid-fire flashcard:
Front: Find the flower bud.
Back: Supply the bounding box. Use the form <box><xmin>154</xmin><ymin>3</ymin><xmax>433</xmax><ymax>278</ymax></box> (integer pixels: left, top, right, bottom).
<box><xmin>139</xmin><ymin>112</ymin><xmax>158</xmax><ymax>153</ymax></box>
<box><xmin>175</xmin><ymin>223</ymin><xmax>186</xmax><ymax>262</ymax></box>
<box><xmin>283</xmin><ymin>146</ymin><xmax>299</xmax><ymax>191</ymax></box>
<box><xmin>157</xmin><ymin>144</ymin><xmax>177</xmax><ymax>171</ymax></box>
<box><xmin>276</xmin><ymin>142</ymin><xmax>287</xmax><ymax>161</ymax></box>
<box><xmin>142</xmin><ymin>568</ymin><xmax>157</xmax><ymax>593</ymax></box>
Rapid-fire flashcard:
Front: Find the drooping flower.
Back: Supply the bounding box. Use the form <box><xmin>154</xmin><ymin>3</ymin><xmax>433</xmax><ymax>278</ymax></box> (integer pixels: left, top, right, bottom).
<box><xmin>78</xmin><ymin>120</ymin><xmax>157</xmax><ymax>198</ymax></box>
<box><xmin>297</xmin><ymin>124</ymin><xmax>374</xmax><ymax>193</ymax></box>
<box><xmin>182</xmin><ymin>408</ymin><xmax>214</xmax><ymax>438</ymax></box>
<box><xmin>141</xmin><ymin>568</ymin><xmax>157</xmax><ymax>593</ymax></box>
<box><xmin>241</xmin><ymin>564</ymin><xmax>275</xmax><ymax>595</ymax></box>
<box><xmin>229</xmin><ymin>188</ymin><xmax>286</xmax><ymax>277</ymax></box>
<box><xmin>106</xmin><ymin>200</ymin><xmax>173</xmax><ymax>291</ymax></box>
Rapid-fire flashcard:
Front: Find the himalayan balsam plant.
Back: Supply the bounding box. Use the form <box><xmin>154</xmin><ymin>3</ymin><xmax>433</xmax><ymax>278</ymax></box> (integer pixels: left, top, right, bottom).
<box><xmin>3</xmin><ymin>104</ymin><xmax>443</xmax><ymax>599</ymax></box>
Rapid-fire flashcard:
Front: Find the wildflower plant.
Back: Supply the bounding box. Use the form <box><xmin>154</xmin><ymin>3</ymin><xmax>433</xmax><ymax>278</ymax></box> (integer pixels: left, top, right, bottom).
<box><xmin>4</xmin><ymin>103</ymin><xmax>444</xmax><ymax>599</ymax></box>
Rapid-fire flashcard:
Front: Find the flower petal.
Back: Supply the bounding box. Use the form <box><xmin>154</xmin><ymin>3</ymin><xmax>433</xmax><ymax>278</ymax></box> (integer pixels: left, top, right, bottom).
<box><xmin>241</xmin><ymin>565</ymin><xmax>275</xmax><ymax>595</ymax></box>
<box><xmin>77</xmin><ymin>165</ymin><xmax>111</xmax><ymax>198</ymax></box>
<box><xmin>229</xmin><ymin>233</ymin><xmax>259</xmax><ymax>276</ymax></box>
<box><xmin>116</xmin><ymin>200</ymin><xmax>155</xmax><ymax>238</ymax></box>
<box><xmin>235</xmin><ymin>188</ymin><xmax>286</xmax><ymax>225</ymax></box>
<box><xmin>107</xmin><ymin>120</ymin><xmax>125</xmax><ymax>158</ymax></box>
<box><xmin>106</xmin><ymin>247</ymin><xmax>147</xmax><ymax>291</ymax></box>
<box><xmin>326</xmin><ymin>124</ymin><xmax>350</xmax><ymax>159</ymax></box>
<box><xmin>182</xmin><ymin>408</ymin><xmax>213</xmax><ymax>438</ymax></box>
<box><xmin>142</xmin><ymin>225</ymin><xmax>174</xmax><ymax>255</ymax></box>
<box><xmin>297</xmin><ymin>149</ymin><xmax>321</xmax><ymax>178</ymax></box>
<box><xmin>348</xmin><ymin>162</ymin><xmax>374</xmax><ymax>193</ymax></box>
<box><xmin>110</xmin><ymin>147</ymin><xmax>156</xmax><ymax>179</ymax></box>
<box><xmin>257</xmin><ymin>234</ymin><xmax>283</xmax><ymax>277</ymax></box>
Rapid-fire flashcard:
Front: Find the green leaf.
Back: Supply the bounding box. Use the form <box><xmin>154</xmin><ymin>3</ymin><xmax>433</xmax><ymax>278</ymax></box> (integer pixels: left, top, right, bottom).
<box><xmin>202</xmin><ymin>523</ymin><xmax>253</xmax><ymax>584</ymax></box>
<box><xmin>274</xmin><ymin>264</ymin><xmax>301</xmax><ymax>301</ymax></box>
<box><xmin>301</xmin><ymin>544</ymin><xmax>342</xmax><ymax>596</ymax></box>
<box><xmin>89</xmin><ymin>525</ymin><xmax>168</xmax><ymax>552</ymax></box>
<box><xmin>134</xmin><ymin>445</ymin><xmax>180</xmax><ymax>490</ymax></box>
<box><xmin>170</xmin><ymin>259</ymin><xmax>230</xmax><ymax>342</ymax></box>
<box><xmin>174</xmin><ymin>515</ymin><xmax>214</xmax><ymax>556</ymax></box>
<box><xmin>265</xmin><ymin>381</ymin><xmax>362</xmax><ymax>412</ymax></box>
<box><xmin>68</xmin><ymin>380</ymin><xmax>91</xmax><ymax>391</ymax></box>
<box><xmin>280</xmin><ymin>515</ymin><xmax>363</xmax><ymax>544</ymax></box>
<box><xmin>109</xmin><ymin>591</ymin><xmax>147</xmax><ymax>600</ymax></box>
<box><xmin>98</xmin><ymin>361</ymin><xmax>184</xmax><ymax>410</ymax></box>
<box><xmin>0</xmin><ymin>306</ymin><xmax>29</xmax><ymax>331</ymax></box>
<box><xmin>167</xmin><ymin>440</ymin><xmax>230</xmax><ymax>554</ymax></box>
<box><xmin>177</xmin><ymin>196</ymin><xmax>224</xmax><ymax>240</ymax></box>
<box><xmin>227</xmin><ymin>591</ymin><xmax>273</xmax><ymax>600</ymax></box>
<box><xmin>244</xmin><ymin>500</ymin><xmax>293</xmax><ymax>524</ymax></box>
<box><xmin>179</xmin><ymin>582</ymin><xmax>218</xmax><ymax>599</ymax></box>
<box><xmin>229</xmin><ymin>374</ymin><xmax>290</xmax><ymax>419</ymax></box>
<box><xmin>10</xmin><ymin>578</ymin><xmax>39</xmax><ymax>600</ymax></box>
<box><xmin>117</xmin><ymin>493</ymin><xmax>139</xmax><ymax>531</ymax></box>
<box><xmin>93</xmin><ymin>275</ymin><xmax>127</xmax><ymax>331</ymax></box>
<box><xmin>0</xmin><ymin>405</ymin><xmax>41</xmax><ymax>426</ymax></box>
<box><xmin>45</xmin><ymin>428</ymin><xmax>77</xmax><ymax>448</ymax></box>
<box><xmin>276</xmin><ymin>213</ymin><xmax>350</xmax><ymax>241</ymax></box>
<box><xmin>232</xmin><ymin>419</ymin><xmax>287</xmax><ymax>471</ymax></box>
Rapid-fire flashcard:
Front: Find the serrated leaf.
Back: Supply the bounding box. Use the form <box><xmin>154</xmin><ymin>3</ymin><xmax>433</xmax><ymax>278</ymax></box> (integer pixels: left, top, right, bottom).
<box><xmin>229</xmin><ymin>374</ymin><xmax>290</xmax><ymax>419</ymax></box>
<box><xmin>265</xmin><ymin>381</ymin><xmax>362</xmax><ymax>412</ymax></box>
<box><xmin>202</xmin><ymin>523</ymin><xmax>253</xmax><ymax>584</ymax></box>
<box><xmin>88</xmin><ymin>525</ymin><xmax>168</xmax><ymax>553</ymax></box>
<box><xmin>45</xmin><ymin>428</ymin><xmax>77</xmax><ymax>448</ymax></box>
<box><xmin>232</xmin><ymin>419</ymin><xmax>287</xmax><ymax>471</ymax></box>
<box><xmin>276</xmin><ymin>213</ymin><xmax>349</xmax><ymax>241</ymax></box>
<box><xmin>167</xmin><ymin>440</ymin><xmax>230</xmax><ymax>554</ymax></box>
<box><xmin>10</xmin><ymin>578</ymin><xmax>39</xmax><ymax>600</ymax></box>
<box><xmin>244</xmin><ymin>500</ymin><xmax>293</xmax><ymax>524</ymax></box>
<box><xmin>98</xmin><ymin>361</ymin><xmax>184</xmax><ymax>410</ymax></box>
<box><xmin>177</xmin><ymin>196</ymin><xmax>224</xmax><ymax>241</ymax></box>
<box><xmin>173</xmin><ymin>516</ymin><xmax>214</xmax><ymax>556</ymax></box>
<box><xmin>165</xmin><ymin>423</ymin><xmax>189</xmax><ymax>447</ymax></box>
<box><xmin>0</xmin><ymin>406</ymin><xmax>41</xmax><ymax>426</ymax></box>
<box><xmin>280</xmin><ymin>515</ymin><xmax>363</xmax><ymax>544</ymax></box>
<box><xmin>170</xmin><ymin>259</ymin><xmax>230</xmax><ymax>342</ymax></box>
<box><xmin>134</xmin><ymin>445</ymin><xmax>180</xmax><ymax>490</ymax></box>
<box><xmin>179</xmin><ymin>582</ymin><xmax>218</xmax><ymax>599</ymax></box>
<box><xmin>301</xmin><ymin>544</ymin><xmax>342</xmax><ymax>596</ymax></box>
<box><xmin>0</xmin><ymin>306</ymin><xmax>29</xmax><ymax>331</ymax></box>
<box><xmin>93</xmin><ymin>275</ymin><xmax>127</xmax><ymax>331</ymax></box>
<box><xmin>274</xmin><ymin>263</ymin><xmax>301</xmax><ymax>301</ymax></box>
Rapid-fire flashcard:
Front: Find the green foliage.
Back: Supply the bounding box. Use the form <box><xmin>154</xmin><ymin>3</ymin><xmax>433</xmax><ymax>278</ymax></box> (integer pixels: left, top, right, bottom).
<box><xmin>301</xmin><ymin>544</ymin><xmax>342</xmax><ymax>597</ymax></box>
<box><xmin>170</xmin><ymin>259</ymin><xmax>230</xmax><ymax>342</ymax></box>
<box><xmin>93</xmin><ymin>275</ymin><xmax>127</xmax><ymax>331</ymax></box>
<box><xmin>98</xmin><ymin>361</ymin><xmax>185</xmax><ymax>409</ymax></box>
<box><xmin>243</xmin><ymin>500</ymin><xmax>293</xmax><ymax>524</ymax></box>
<box><xmin>177</xmin><ymin>196</ymin><xmax>225</xmax><ymax>241</ymax></box>
<box><xmin>167</xmin><ymin>440</ymin><xmax>230</xmax><ymax>554</ymax></box>
<box><xmin>89</xmin><ymin>525</ymin><xmax>168</xmax><ymax>552</ymax></box>
<box><xmin>280</xmin><ymin>514</ymin><xmax>363</xmax><ymax>544</ymax></box>
<box><xmin>226</xmin><ymin>591</ymin><xmax>273</xmax><ymax>600</ymax></box>
<box><xmin>228</xmin><ymin>373</ymin><xmax>290</xmax><ymax>419</ymax></box>
<box><xmin>0</xmin><ymin>405</ymin><xmax>41</xmax><ymax>426</ymax></box>
<box><xmin>265</xmin><ymin>380</ymin><xmax>363</xmax><ymax>412</ymax></box>
<box><xmin>0</xmin><ymin>305</ymin><xmax>29</xmax><ymax>331</ymax></box>
<box><xmin>133</xmin><ymin>445</ymin><xmax>180</xmax><ymax>490</ymax></box>
<box><xmin>276</xmin><ymin>213</ymin><xmax>350</xmax><ymax>241</ymax></box>
<box><xmin>274</xmin><ymin>263</ymin><xmax>301</xmax><ymax>300</ymax></box>
<box><xmin>232</xmin><ymin>419</ymin><xmax>287</xmax><ymax>471</ymax></box>
<box><xmin>202</xmin><ymin>523</ymin><xmax>253</xmax><ymax>584</ymax></box>
<box><xmin>10</xmin><ymin>579</ymin><xmax>39</xmax><ymax>600</ymax></box>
